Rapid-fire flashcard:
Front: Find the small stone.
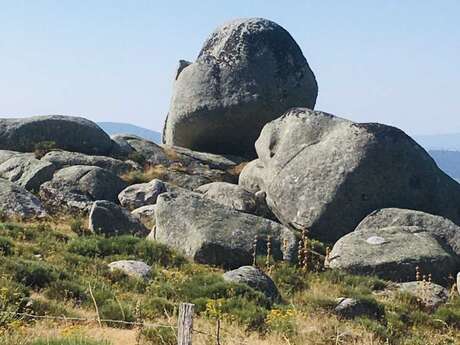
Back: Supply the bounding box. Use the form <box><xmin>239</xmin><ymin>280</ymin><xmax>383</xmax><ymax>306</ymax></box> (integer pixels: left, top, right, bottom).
<box><xmin>108</xmin><ymin>260</ymin><xmax>151</xmax><ymax>279</ymax></box>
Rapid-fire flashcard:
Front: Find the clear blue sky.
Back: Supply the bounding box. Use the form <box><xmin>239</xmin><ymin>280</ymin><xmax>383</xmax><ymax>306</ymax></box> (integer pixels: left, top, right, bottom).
<box><xmin>1</xmin><ymin>1</ymin><xmax>459</xmax><ymax>135</ymax></box>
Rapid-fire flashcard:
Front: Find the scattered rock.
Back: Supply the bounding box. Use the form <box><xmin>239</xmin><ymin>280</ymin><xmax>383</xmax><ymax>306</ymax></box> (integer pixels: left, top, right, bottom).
<box><xmin>334</xmin><ymin>297</ymin><xmax>383</xmax><ymax>319</ymax></box>
<box><xmin>41</xmin><ymin>150</ymin><xmax>139</xmax><ymax>175</ymax></box>
<box><xmin>118</xmin><ymin>179</ymin><xmax>166</xmax><ymax>210</ymax></box>
<box><xmin>39</xmin><ymin>165</ymin><xmax>127</xmax><ymax>213</ymax></box>
<box><xmin>131</xmin><ymin>205</ymin><xmax>156</xmax><ymax>228</ymax></box>
<box><xmin>163</xmin><ymin>18</ymin><xmax>318</xmax><ymax>157</ymax></box>
<box><xmin>0</xmin><ymin>115</ymin><xmax>113</xmax><ymax>155</ymax></box>
<box><xmin>223</xmin><ymin>266</ymin><xmax>280</xmax><ymax>302</ymax></box>
<box><xmin>355</xmin><ymin>208</ymin><xmax>460</xmax><ymax>257</ymax></box>
<box><xmin>241</xmin><ymin>108</ymin><xmax>460</xmax><ymax>242</ymax></box>
<box><xmin>89</xmin><ymin>200</ymin><xmax>149</xmax><ymax>236</ymax></box>
<box><xmin>155</xmin><ymin>191</ymin><xmax>298</xmax><ymax>268</ymax></box>
<box><xmin>0</xmin><ymin>154</ymin><xmax>56</xmax><ymax>191</ymax></box>
<box><xmin>108</xmin><ymin>260</ymin><xmax>151</xmax><ymax>279</ymax></box>
<box><xmin>397</xmin><ymin>281</ymin><xmax>448</xmax><ymax>310</ymax></box>
<box><xmin>0</xmin><ymin>179</ymin><xmax>47</xmax><ymax>219</ymax></box>
<box><xmin>327</xmin><ymin>226</ymin><xmax>459</xmax><ymax>283</ymax></box>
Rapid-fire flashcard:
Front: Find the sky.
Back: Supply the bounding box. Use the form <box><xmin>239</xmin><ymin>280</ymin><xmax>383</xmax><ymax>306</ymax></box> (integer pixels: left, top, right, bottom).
<box><xmin>1</xmin><ymin>1</ymin><xmax>459</xmax><ymax>135</ymax></box>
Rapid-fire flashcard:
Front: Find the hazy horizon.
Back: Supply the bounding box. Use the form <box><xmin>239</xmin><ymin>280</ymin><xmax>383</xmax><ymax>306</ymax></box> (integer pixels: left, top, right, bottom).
<box><xmin>1</xmin><ymin>1</ymin><xmax>459</xmax><ymax>136</ymax></box>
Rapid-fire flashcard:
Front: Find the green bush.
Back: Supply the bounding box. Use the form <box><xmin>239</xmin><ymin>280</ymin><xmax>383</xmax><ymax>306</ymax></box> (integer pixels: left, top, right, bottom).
<box><xmin>140</xmin><ymin>327</ymin><xmax>176</xmax><ymax>345</ymax></box>
<box><xmin>44</xmin><ymin>279</ymin><xmax>88</xmax><ymax>303</ymax></box>
<box><xmin>271</xmin><ymin>263</ymin><xmax>308</xmax><ymax>296</ymax></box>
<box><xmin>433</xmin><ymin>299</ymin><xmax>460</xmax><ymax>328</ymax></box>
<box><xmin>0</xmin><ymin>236</ymin><xmax>14</xmax><ymax>255</ymax></box>
<box><xmin>142</xmin><ymin>297</ymin><xmax>175</xmax><ymax>319</ymax></box>
<box><xmin>99</xmin><ymin>299</ymin><xmax>135</xmax><ymax>328</ymax></box>
<box><xmin>1</xmin><ymin>259</ymin><xmax>58</xmax><ymax>289</ymax></box>
<box><xmin>70</xmin><ymin>218</ymin><xmax>90</xmax><ymax>236</ymax></box>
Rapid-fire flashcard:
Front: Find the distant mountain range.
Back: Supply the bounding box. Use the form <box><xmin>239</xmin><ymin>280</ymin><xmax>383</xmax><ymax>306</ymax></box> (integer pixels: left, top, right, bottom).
<box><xmin>413</xmin><ymin>133</ymin><xmax>460</xmax><ymax>151</ymax></box>
<box><xmin>97</xmin><ymin>122</ymin><xmax>161</xmax><ymax>143</ymax></box>
<box><xmin>98</xmin><ymin>122</ymin><xmax>460</xmax><ymax>180</ymax></box>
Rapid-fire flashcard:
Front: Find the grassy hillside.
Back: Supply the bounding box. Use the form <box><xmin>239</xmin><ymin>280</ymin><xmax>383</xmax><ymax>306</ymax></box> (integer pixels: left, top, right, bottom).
<box><xmin>0</xmin><ymin>219</ymin><xmax>458</xmax><ymax>345</ymax></box>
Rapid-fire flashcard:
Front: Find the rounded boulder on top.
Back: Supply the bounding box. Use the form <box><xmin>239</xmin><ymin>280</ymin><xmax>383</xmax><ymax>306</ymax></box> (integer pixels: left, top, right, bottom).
<box><xmin>163</xmin><ymin>17</ymin><xmax>318</xmax><ymax>158</ymax></box>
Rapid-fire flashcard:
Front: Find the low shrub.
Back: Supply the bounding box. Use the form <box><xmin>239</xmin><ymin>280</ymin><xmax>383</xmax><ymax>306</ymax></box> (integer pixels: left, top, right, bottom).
<box><xmin>0</xmin><ymin>259</ymin><xmax>59</xmax><ymax>290</ymax></box>
<box><xmin>0</xmin><ymin>236</ymin><xmax>14</xmax><ymax>256</ymax></box>
<box><xmin>140</xmin><ymin>326</ymin><xmax>176</xmax><ymax>345</ymax></box>
<box><xmin>30</xmin><ymin>337</ymin><xmax>110</xmax><ymax>345</ymax></box>
<box><xmin>98</xmin><ymin>299</ymin><xmax>135</xmax><ymax>328</ymax></box>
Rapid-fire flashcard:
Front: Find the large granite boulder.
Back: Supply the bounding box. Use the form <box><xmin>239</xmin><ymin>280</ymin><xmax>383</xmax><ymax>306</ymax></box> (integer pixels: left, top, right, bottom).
<box><xmin>334</xmin><ymin>297</ymin><xmax>384</xmax><ymax>319</ymax></box>
<box><xmin>240</xmin><ymin>108</ymin><xmax>460</xmax><ymax>242</ymax></box>
<box><xmin>355</xmin><ymin>208</ymin><xmax>460</xmax><ymax>257</ymax></box>
<box><xmin>223</xmin><ymin>266</ymin><xmax>280</xmax><ymax>302</ymax></box>
<box><xmin>163</xmin><ymin>18</ymin><xmax>318</xmax><ymax>157</ymax></box>
<box><xmin>118</xmin><ymin>179</ymin><xmax>166</xmax><ymax>210</ymax></box>
<box><xmin>154</xmin><ymin>191</ymin><xmax>298</xmax><ymax>268</ymax></box>
<box><xmin>0</xmin><ymin>179</ymin><xmax>47</xmax><ymax>219</ymax></box>
<box><xmin>0</xmin><ymin>154</ymin><xmax>56</xmax><ymax>191</ymax></box>
<box><xmin>89</xmin><ymin>200</ymin><xmax>149</xmax><ymax>236</ymax></box>
<box><xmin>41</xmin><ymin>150</ymin><xmax>139</xmax><ymax>175</ymax></box>
<box><xmin>0</xmin><ymin>115</ymin><xmax>113</xmax><ymax>155</ymax></box>
<box><xmin>327</xmin><ymin>226</ymin><xmax>459</xmax><ymax>283</ymax></box>
<box><xmin>39</xmin><ymin>165</ymin><xmax>127</xmax><ymax>213</ymax></box>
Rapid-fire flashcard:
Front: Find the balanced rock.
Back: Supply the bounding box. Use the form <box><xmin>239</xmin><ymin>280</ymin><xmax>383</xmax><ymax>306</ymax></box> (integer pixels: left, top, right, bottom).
<box><xmin>89</xmin><ymin>200</ymin><xmax>149</xmax><ymax>236</ymax></box>
<box><xmin>223</xmin><ymin>266</ymin><xmax>280</xmax><ymax>302</ymax></box>
<box><xmin>0</xmin><ymin>179</ymin><xmax>47</xmax><ymax>219</ymax></box>
<box><xmin>41</xmin><ymin>150</ymin><xmax>139</xmax><ymax>175</ymax></box>
<box><xmin>39</xmin><ymin>165</ymin><xmax>127</xmax><ymax>213</ymax></box>
<box><xmin>154</xmin><ymin>191</ymin><xmax>297</xmax><ymax>268</ymax></box>
<box><xmin>0</xmin><ymin>154</ymin><xmax>56</xmax><ymax>191</ymax></box>
<box><xmin>131</xmin><ymin>205</ymin><xmax>156</xmax><ymax>228</ymax></box>
<box><xmin>0</xmin><ymin>115</ymin><xmax>113</xmax><ymax>155</ymax></box>
<box><xmin>118</xmin><ymin>179</ymin><xmax>166</xmax><ymax>210</ymax></box>
<box><xmin>240</xmin><ymin>108</ymin><xmax>460</xmax><ymax>242</ymax></box>
<box><xmin>163</xmin><ymin>18</ymin><xmax>318</xmax><ymax>157</ymax></box>
<box><xmin>327</xmin><ymin>226</ymin><xmax>459</xmax><ymax>283</ymax></box>
<box><xmin>108</xmin><ymin>260</ymin><xmax>151</xmax><ymax>279</ymax></box>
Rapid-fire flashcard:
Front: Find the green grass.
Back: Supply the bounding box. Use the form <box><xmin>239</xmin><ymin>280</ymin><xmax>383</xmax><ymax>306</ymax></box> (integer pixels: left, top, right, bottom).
<box><xmin>30</xmin><ymin>337</ymin><xmax>110</xmax><ymax>345</ymax></box>
<box><xmin>0</xmin><ymin>221</ymin><xmax>459</xmax><ymax>344</ymax></box>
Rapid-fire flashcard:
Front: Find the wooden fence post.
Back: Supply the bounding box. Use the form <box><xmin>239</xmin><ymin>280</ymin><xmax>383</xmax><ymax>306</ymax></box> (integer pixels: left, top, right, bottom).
<box><xmin>177</xmin><ymin>303</ymin><xmax>194</xmax><ymax>345</ymax></box>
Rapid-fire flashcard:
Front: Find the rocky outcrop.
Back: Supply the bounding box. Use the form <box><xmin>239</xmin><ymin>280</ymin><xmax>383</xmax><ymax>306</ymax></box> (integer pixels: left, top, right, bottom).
<box><xmin>108</xmin><ymin>260</ymin><xmax>151</xmax><ymax>279</ymax></box>
<box><xmin>0</xmin><ymin>154</ymin><xmax>56</xmax><ymax>191</ymax></box>
<box><xmin>327</xmin><ymin>226</ymin><xmax>459</xmax><ymax>283</ymax></box>
<box><xmin>39</xmin><ymin>165</ymin><xmax>127</xmax><ymax>213</ymax></box>
<box><xmin>163</xmin><ymin>18</ymin><xmax>318</xmax><ymax>157</ymax></box>
<box><xmin>0</xmin><ymin>179</ymin><xmax>47</xmax><ymax>219</ymax></box>
<box><xmin>89</xmin><ymin>200</ymin><xmax>149</xmax><ymax>236</ymax></box>
<box><xmin>131</xmin><ymin>205</ymin><xmax>156</xmax><ymax>228</ymax></box>
<box><xmin>223</xmin><ymin>266</ymin><xmax>280</xmax><ymax>302</ymax></box>
<box><xmin>355</xmin><ymin>208</ymin><xmax>460</xmax><ymax>257</ymax></box>
<box><xmin>0</xmin><ymin>115</ymin><xmax>113</xmax><ymax>155</ymax></box>
<box><xmin>118</xmin><ymin>179</ymin><xmax>166</xmax><ymax>210</ymax></box>
<box><xmin>41</xmin><ymin>150</ymin><xmax>139</xmax><ymax>175</ymax></box>
<box><xmin>240</xmin><ymin>108</ymin><xmax>460</xmax><ymax>242</ymax></box>
<box><xmin>154</xmin><ymin>191</ymin><xmax>298</xmax><ymax>268</ymax></box>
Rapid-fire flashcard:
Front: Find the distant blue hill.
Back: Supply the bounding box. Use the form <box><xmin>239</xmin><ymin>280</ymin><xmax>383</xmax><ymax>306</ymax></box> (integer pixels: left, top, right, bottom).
<box><xmin>97</xmin><ymin>122</ymin><xmax>161</xmax><ymax>143</ymax></box>
<box><xmin>414</xmin><ymin>133</ymin><xmax>460</xmax><ymax>151</ymax></box>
